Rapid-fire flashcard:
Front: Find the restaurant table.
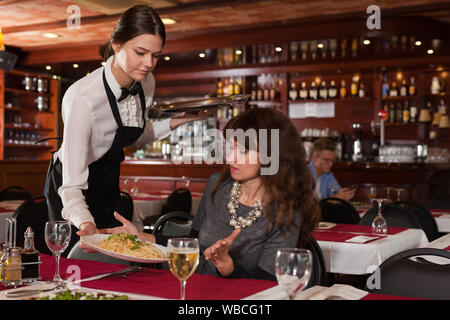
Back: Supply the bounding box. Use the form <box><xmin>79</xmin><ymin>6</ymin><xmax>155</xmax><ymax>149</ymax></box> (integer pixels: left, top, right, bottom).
<box><xmin>313</xmin><ymin>223</ymin><xmax>429</xmax><ymax>275</ymax></box>
<box><xmin>356</xmin><ymin>206</ymin><xmax>450</xmax><ymax>234</ymax></box>
<box><xmin>419</xmin><ymin>233</ymin><xmax>450</xmax><ymax>264</ymax></box>
<box><xmin>0</xmin><ymin>200</ymin><xmax>24</xmax><ymax>242</ymax></box>
<box><xmin>130</xmin><ymin>190</ymin><xmax>202</xmax><ymax>231</ymax></box>
<box><xmin>0</xmin><ymin>254</ymin><xmax>276</xmax><ymax>300</ymax></box>
<box><xmin>0</xmin><ymin>254</ymin><xmax>423</xmax><ymax>301</ymax></box>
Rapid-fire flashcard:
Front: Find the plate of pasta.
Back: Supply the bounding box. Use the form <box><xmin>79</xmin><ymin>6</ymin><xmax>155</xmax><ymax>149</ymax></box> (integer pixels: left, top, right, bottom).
<box><xmin>81</xmin><ymin>233</ymin><xmax>168</xmax><ymax>263</ymax></box>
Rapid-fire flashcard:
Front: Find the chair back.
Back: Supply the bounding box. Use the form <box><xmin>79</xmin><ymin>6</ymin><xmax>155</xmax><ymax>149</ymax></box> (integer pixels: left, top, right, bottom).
<box><xmin>365</xmin><ymin>248</ymin><xmax>450</xmax><ymax>300</ymax></box>
<box><xmin>12</xmin><ymin>195</ymin><xmax>78</xmax><ymax>257</ymax></box>
<box><xmin>359</xmin><ymin>203</ymin><xmax>422</xmax><ymax>229</ymax></box>
<box><xmin>67</xmin><ymin>240</ymin><xmax>130</xmax><ymax>265</ymax></box>
<box><xmin>0</xmin><ymin>186</ymin><xmax>32</xmax><ymax>201</ymax></box>
<box><xmin>300</xmin><ymin>236</ymin><xmax>327</xmax><ymax>289</ymax></box>
<box><xmin>319</xmin><ymin>197</ymin><xmax>361</xmax><ymax>224</ymax></box>
<box><xmin>160</xmin><ymin>188</ymin><xmax>192</xmax><ymax>216</ymax></box>
<box><xmin>152</xmin><ymin>211</ymin><xmax>193</xmax><ymax>237</ymax></box>
<box><xmin>116</xmin><ymin>191</ymin><xmax>134</xmax><ymax>222</ymax></box>
<box><xmin>391</xmin><ymin>201</ymin><xmax>440</xmax><ymax>241</ymax></box>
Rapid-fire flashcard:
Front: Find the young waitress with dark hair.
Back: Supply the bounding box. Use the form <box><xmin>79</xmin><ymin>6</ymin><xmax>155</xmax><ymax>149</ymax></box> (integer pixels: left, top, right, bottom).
<box><xmin>44</xmin><ymin>5</ymin><xmax>211</xmax><ymax>239</ymax></box>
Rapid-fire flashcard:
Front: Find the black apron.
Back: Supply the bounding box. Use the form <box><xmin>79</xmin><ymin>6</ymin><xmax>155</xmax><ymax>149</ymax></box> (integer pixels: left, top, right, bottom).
<box><xmin>44</xmin><ymin>70</ymin><xmax>146</xmax><ymax>229</ymax></box>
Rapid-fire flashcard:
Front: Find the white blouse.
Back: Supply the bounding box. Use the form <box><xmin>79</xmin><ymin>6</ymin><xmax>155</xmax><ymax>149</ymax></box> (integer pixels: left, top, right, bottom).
<box><xmin>53</xmin><ymin>55</ymin><xmax>171</xmax><ymax>229</ymax></box>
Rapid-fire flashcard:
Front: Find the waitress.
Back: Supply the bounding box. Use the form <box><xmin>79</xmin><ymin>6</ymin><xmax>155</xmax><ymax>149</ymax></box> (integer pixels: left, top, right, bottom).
<box><xmin>44</xmin><ymin>5</ymin><xmax>211</xmax><ymax>238</ymax></box>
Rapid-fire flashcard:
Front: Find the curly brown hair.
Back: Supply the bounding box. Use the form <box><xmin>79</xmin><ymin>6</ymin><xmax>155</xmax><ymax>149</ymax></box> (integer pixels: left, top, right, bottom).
<box><xmin>211</xmin><ymin>107</ymin><xmax>320</xmax><ymax>245</ymax></box>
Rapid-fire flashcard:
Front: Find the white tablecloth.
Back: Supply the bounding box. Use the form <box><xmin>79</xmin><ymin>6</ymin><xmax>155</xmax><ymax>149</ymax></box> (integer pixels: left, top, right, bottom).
<box><xmin>430</xmin><ymin>211</ymin><xmax>450</xmax><ymax>233</ymax></box>
<box><xmin>419</xmin><ymin>233</ymin><xmax>450</xmax><ymax>264</ymax></box>
<box><xmin>317</xmin><ymin>228</ymin><xmax>429</xmax><ymax>275</ymax></box>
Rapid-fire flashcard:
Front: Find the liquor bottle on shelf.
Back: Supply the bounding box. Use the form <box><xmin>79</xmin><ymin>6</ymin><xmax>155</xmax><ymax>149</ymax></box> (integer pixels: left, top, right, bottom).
<box><xmin>251</xmin><ymin>81</ymin><xmax>257</xmax><ymax>101</ymax></box>
<box><xmin>401</xmin><ymin>35</ymin><xmax>408</xmax><ymax>51</ymax></box>
<box><xmin>299</xmin><ymin>81</ymin><xmax>309</xmax><ymax>100</ymax></box>
<box><xmin>290</xmin><ymin>42</ymin><xmax>298</xmax><ymax>61</ymax></box>
<box><xmin>223</xmin><ymin>78</ymin><xmax>229</xmax><ymax>96</ymax></box>
<box><xmin>217</xmin><ymin>79</ymin><xmax>223</xmax><ymax>97</ymax></box>
<box><xmin>350</xmin><ymin>76</ymin><xmax>358</xmax><ymax>98</ymax></box>
<box><xmin>403</xmin><ymin>101</ymin><xmax>410</xmax><ymax>123</ymax></box>
<box><xmin>328</xmin><ymin>80</ymin><xmax>338</xmax><ymax>99</ymax></box>
<box><xmin>431</xmin><ymin>76</ymin><xmax>441</xmax><ymax>95</ymax></box>
<box><xmin>409</xmin><ymin>36</ymin><xmax>416</xmax><ymax>51</ymax></box>
<box><xmin>340</xmin><ymin>80</ymin><xmax>347</xmax><ymax>98</ymax></box>
<box><xmin>351</xmin><ymin>37</ymin><xmax>358</xmax><ymax>58</ymax></box>
<box><xmin>399</xmin><ymin>79</ymin><xmax>408</xmax><ymax>97</ymax></box>
<box><xmin>382</xmin><ymin>74</ymin><xmax>389</xmax><ymax>97</ymax></box>
<box><xmin>234</xmin><ymin>77</ymin><xmax>242</xmax><ymax>95</ymax></box>
<box><xmin>389</xmin><ymin>82</ymin><xmax>398</xmax><ymax>97</ymax></box>
<box><xmin>396</xmin><ymin>103</ymin><xmax>403</xmax><ymax>123</ymax></box>
<box><xmin>389</xmin><ymin>103</ymin><xmax>396</xmax><ymax>123</ymax></box>
<box><xmin>228</xmin><ymin>78</ymin><xmax>235</xmax><ymax>96</ymax></box>
<box><xmin>251</xmin><ymin>45</ymin><xmax>258</xmax><ymax>64</ymax></box>
<box><xmin>410</xmin><ymin>100</ymin><xmax>418</xmax><ymax>123</ymax></box>
<box><xmin>256</xmin><ymin>82</ymin><xmax>263</xmax><ymax>101</ymax></box>
<box><xmin>263</xmin><ymin>82</ymin><xmax>270</xmax><ymax>101</ymax></box>
<box><xmin>383</xmin><ymin>104</ymin><xmax>389</xmax><ymax>122</ymax></box>
<box><xmin>340</xmin><ymin>38</ymin><xmax>348</xmax><ymax>58</ymax></box>
<box><xmin>319</xmin><ymin>81</ymin><xmax>328</xmax><ymax>99</ymax></box>
<box><xmin>409</xmin><ymin>76</ymin><xmax>416</xmax><ymax>96</ymax></box>
<box><xmin>300</xmin><ymin>41</ymin><xmax>308</xmax><ymax>61</ymax></box>
<box><xmin>309</xmin><ymin>40</ymin><xmax>317</xmax><ymax>60</ymax></box>
<box><xmin>358</xmin><ymin>82</ymin><xmax>366</xmax><ymax>98</ymax></box>
<box><xmin>269</xmin><ymin>78</ymin><xmax>277</xmax><ymax>101</ymax></box>
<box><xmin>329</xmin><ymin>39</ymin><xmax>338</xmax><ymax>59</ymax></box>
<box><xmin>309</xmin><ymin>82</ymin><xmax>318</xmax><ymax>100</ymax></box>
<box><xmin>217</xmin><ymin>48</ymin><xmax>224</xmax><ymax>67</ymax></box>
<box><xmin>289</xmin><ymin>82</ymin><xmax>298</xmax><ymax>101</ymax></box>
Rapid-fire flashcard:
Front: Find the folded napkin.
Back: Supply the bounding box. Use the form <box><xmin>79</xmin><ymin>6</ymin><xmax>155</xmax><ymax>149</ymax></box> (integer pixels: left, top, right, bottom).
<box><xmin>301</xmin><ymin>284</ymin><xmax>368</xmax><ymax>300</ymax></box>
<box><xmin>345</xmin><ymin>235</ymin><xmax>384</xmax><ymax>243</ymax></box>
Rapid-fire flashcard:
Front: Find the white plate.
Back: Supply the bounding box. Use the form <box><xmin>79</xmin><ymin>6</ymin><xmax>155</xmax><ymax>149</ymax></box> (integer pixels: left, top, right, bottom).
<box><xmin>81</xmin><ymin>234</ymin><xmax>168</xmax><ymax>264</ymax></box>
<box><xmin>317</xmin><ymin>222</ymin><xmax>337</xmax><ymax>230</ymax></box>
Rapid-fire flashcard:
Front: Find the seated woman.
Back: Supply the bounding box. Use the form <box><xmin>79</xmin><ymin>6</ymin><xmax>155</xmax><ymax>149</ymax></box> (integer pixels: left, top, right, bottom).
<box><xmin>101</xmin><ymin>107</ymin><xmax>320</xmax><ymax>281</ymax></box>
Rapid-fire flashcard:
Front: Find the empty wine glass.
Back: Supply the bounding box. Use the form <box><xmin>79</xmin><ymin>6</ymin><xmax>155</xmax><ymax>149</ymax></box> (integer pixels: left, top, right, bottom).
<box><xmin>275</xmin><ymin>248</ymin><xmax>312</xmax><ymax>300</ymax></box>
<box><xmin>371</xmin><ymin>198</ymin><xmax>388</xmax><ymax>234</ymax></box>
<box><xmin>44</xmin><ymin>221</ymin><xmax>71</xmax><ymax>287</ymax></box>
<box><xmin>130</xmin><ymin>177</ymin><xmax>140</xmax><ymax>195</ymax></box>
<box><xmin>393</xmin><ymin>188</ymin><xmax>404</xmax><ymax>201</ymax></box>
<box><xmin>167</xmin><ymin>238</ymin><xmax>200</xmax><ymax>300</ymax></box>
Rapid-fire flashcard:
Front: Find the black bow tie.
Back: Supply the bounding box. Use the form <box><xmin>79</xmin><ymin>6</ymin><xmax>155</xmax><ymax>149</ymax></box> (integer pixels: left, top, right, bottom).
<box><xmin>118</xmin><ymin>81</ymin><xmax>143</xmax><ymax>102</ymax></box>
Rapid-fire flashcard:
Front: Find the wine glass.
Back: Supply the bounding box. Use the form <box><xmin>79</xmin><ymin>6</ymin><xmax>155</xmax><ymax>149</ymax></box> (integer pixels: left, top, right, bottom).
<box><xmin>393</xmin><ymin>188</ymin><xmax>404</xmax><ymax>201</ymax></box>
<box><xmin>368</xmin><ymin>186</ymin><xmax>377</xmax><ymax>201</ymax></box>
<box><xmin>275</xmin><ymin>248</ymin><xmax>312</xmax><ymax>300</ymax></box>
<box><xmin>44</xmin><ymin>221</ymin><xmax>71</xmax><ymax>287</ymax></box>
<box><xmin>167</xmin><ymin>238</ymin><xmax>200</xmax><ymax>300</ymax></box>
<box><xmin>130</xmin><ymin>177</ymin><xmax>140</xmax><ymax>195</ymax></box>
<box><xmin>371</xmin><ymin>198</ymin><xmax>388</xmax><ymax>234</ymax></box>
<box><xmin>385</xmin><ymin>187</ymin><xmax>392</xmax><ymax>200</ymax></box>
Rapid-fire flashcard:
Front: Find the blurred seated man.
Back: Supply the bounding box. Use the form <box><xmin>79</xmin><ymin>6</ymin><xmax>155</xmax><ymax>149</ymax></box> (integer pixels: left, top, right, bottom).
<box><xmin>308</xmin><ymin>137</ymin><xmax>356</xmax><ymax>202</ymax></box>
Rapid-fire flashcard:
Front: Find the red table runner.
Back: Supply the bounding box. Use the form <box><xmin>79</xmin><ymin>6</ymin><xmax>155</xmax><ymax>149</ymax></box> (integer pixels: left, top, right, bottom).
<box><xmin>318</xmin><ymin>223</ymin><xmax>406</xmax><ymax>235</ymax></box>
<box><xmin>0</xmin><ymin>254</ymin><xmax>277</xmax><ymax>300</ymax></box>
<box><xmin>313</xmin><ymin>231</ymin><xmax>386</xmax><ymax>243</ymax></box>
<box><xmin>0</xmin><ymin>207</ymin><xmax>14</xmax><ymax>213</ymax></box>
<box><xmin>361</xmin><ymin>293</ymin><xmax>424</xmax><ymax>300</ymax></box>
<box><xmin>444</xmin><ymin>246</ymin><xmax>450</xmax><ymax>251</ymax></box>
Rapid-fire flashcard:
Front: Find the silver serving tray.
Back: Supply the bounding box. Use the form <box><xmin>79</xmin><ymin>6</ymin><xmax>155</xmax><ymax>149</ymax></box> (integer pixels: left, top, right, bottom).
<box><xmin>149</xmin><ymin>94</ymin><xmax>250</xmax><ymax>118</ymax></box>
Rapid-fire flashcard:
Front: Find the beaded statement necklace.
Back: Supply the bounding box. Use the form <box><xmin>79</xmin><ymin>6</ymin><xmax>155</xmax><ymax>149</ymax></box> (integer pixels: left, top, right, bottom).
<box><xmin>228</xmin><ymin>181</ymin><xmax>265</xmax><ymax>229</ymax></box>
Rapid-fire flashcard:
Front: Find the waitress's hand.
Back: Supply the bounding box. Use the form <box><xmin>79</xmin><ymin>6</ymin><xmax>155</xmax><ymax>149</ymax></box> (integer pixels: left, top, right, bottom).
<box><xmin>169</xmin><ymin>108</ymin><xmax>216</xmax><ymax>130</ymax></box>
<box><xmin>97</xmin><ymin>212</ymin><xmax>155</xmax><ymax>243</ymax></box>
<box><xmin>77</xmin><ymin>221</ymin><xmax>98</xmax><ymax>253</ymax></box>
<box><xmin>204</xmin><ymin>228</ymin><xmax>241</xmax><ymax>277</ymax></box>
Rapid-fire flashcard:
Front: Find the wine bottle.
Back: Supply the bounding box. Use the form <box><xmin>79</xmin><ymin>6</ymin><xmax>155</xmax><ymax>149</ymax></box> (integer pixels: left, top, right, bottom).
<box><xmin>410</xmin><ymin>100</ymin><xmax>417</xmax><ymax>122</ymax></box>
<box><xmin>389</xmin><ymin>82</ymin><xmax>398</xmax><ymax>97</ymax></box>
<box><xmin>403</xmin><ymin>101</ymin><xmax>410</xmax><ymax>123</ymax></box>
<box><xmin>350</xmin><ymin>76</ymin><xmax>358</xmax><ymax>98</ymax></box>
<box><xmin>309</xmin><ymin>82</ymin><xmax>318</xmax><ymax>100</ymax></box>
<box><xmin>340</xmin><ymin>80</ymin><xmax>347</xmax><ymax>98</ymax></box>
<box><xmin>408</xmin><ymin>76</ymin><xmax>416</xmax><ymax>96</ymax></box>
<box><xmin>299</xmin><ymin>81</ymin><xmax>309</xmax><ymax>99</ymax></box>
<box><xmin>289</xmin><ymin>82</ymin><xmax>298</xmax><ymax>100</ymax></box>
<box><xmin>328</xmin><ymin>80</ymin><xmax>338</xmax><ymax>98</ymax></box>
<box><xmin>381</xmin><ymin>74</ymin><xmax>389</xmax><ymax>97</ymax></box>
<box><xmin>400</xmin><ymin>79</ymin><xmax>408</xmax><ymax>97</ymax></box>
<box><xmin>319</xmin><ymin>81</ymin><xmax>328</xmax><ymax>99</ymax></box>
<box><xmin>217</xmin><ymin>79</ymin><xmax>223</xmax><ymax>97</ymax></box>
<box><xmin>389</xmin><ymin>103</ymin><xmax>396</xmax><ymax>123</ymax></box>
<box><xmin>358</xmin><ymin>82</ymin><xmax>366</xmax><ymax>98</ymax></box>
<box><xmin>396</xmin><ymin>103</ymin><xmax>403</xmax><ymax>123</ymax></box>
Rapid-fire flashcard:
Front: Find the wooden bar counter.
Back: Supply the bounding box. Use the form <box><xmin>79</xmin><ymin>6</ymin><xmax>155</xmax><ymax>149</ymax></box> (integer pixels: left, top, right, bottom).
<box><xmin>0</xmin><ymin>159</ymin><xmax>448</xmax><ymax>206</ymax></box>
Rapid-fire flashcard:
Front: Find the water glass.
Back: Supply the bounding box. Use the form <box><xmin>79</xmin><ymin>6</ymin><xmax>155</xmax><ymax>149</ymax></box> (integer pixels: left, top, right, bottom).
<box><xmin>167</xmin><ymin>238</ymin><xmax>200</xmax><ymax>300</ymax></box>
<box><xmin>275</xmin><ymin>248</ymin><xmax>312</xmax><ymax>300</ymax></box>
<box><xmin>371</xmin><ymin>198</ymin><xmax>387</xmax><ymax>234</ymax></box>
<box><xmin>44</xmin><ymin>221</ymin><xmax>71</xmax><ymax>285</ymax></box>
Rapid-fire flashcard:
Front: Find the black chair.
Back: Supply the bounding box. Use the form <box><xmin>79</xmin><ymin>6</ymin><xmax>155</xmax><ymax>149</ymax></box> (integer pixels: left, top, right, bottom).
<box><xmin>116</xmin><ymin>191</ymin><xmax>134</xmax><ymax>222</ymax></box>
<box><xmin>0</xmin><ymin>186</ymin><xmax>32</xmax><ymax>201</ymax></box>
<box><xmin>390</xmin><ymin>201</ymin><xmax>440</xmax><ymax>241</ymax></box>
<box><xmin>365</xmin><ymin>248</ymin><xmax>450</xmax><ymax>300</ymax></box>
<box><xmin>300</xmin><ymin>236</ymin><xmax>327</xmax><ymax>289</ymax></box>
<box><xmin>160</xmin><ymin>188</ymin><xmax>192</xmax><ymax>216</ymax></box>
<box><xmin>359</xmin><ymin>203</ymin><xmax>422</xmax><ymax>229</ymax></box>
<box><xmin>319</xmin><ymin>197</ymin><xmax>361</xmax><ymax>224</ymax></box>
<box><xmin>152</xmin><ymin>211</ymin><xmax>193</xmax><ymax>238</ymax></box>
<box><xmin>12</xmin><ymin>195</ymin><xmax>78</xmax><ymax>257</ymax></box>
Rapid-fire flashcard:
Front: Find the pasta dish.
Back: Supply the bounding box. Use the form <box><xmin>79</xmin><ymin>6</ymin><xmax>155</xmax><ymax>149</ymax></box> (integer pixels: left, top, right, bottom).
<box><xmin>97</xmin><ymin>233</ymin><xmax>165</xmax><ymax>260</ymax></box>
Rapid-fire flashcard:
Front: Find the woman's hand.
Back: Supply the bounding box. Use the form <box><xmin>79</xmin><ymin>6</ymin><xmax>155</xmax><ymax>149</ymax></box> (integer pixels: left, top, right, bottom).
<box><xmin>97</xmin><ymin>212</ymin><xmax>155</xmax><ymax>243</ymax></box>
<box><xmin>169</xmin><ymin>108</ymin><xmax>216</xmax><ymax>130</ymax></box>
<box><xmin>204</xmin><ymin>228</ymin><xmax>241</xmax><ymax>277</ymax></box>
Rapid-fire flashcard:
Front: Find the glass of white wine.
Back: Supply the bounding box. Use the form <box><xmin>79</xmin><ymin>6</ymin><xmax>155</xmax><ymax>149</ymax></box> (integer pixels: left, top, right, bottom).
<box><xmin>368</xmin><ymin>186</ymin><xmax>377</xmax><ymax>201</ymax></box>
<box><xmin>167</xmin><ymin>238</ymin><xmax>200</xmax><ymax>300</ymax></box>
